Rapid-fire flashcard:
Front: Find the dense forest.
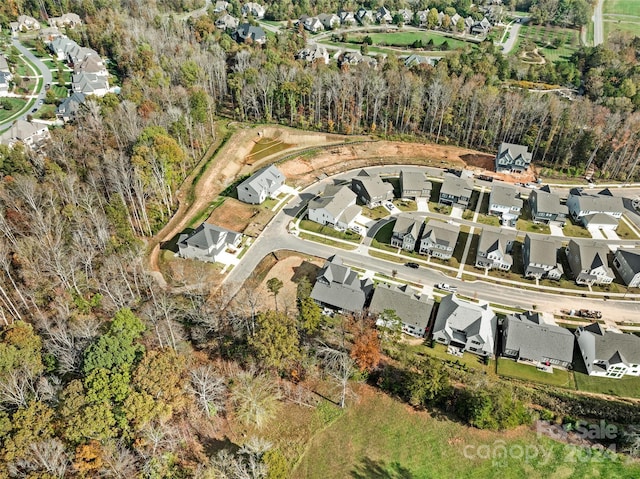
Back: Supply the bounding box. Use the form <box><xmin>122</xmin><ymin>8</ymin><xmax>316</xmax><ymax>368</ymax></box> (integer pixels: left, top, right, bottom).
<box><xmin>0</xmin><ymin>0</ymin><xmax>639</xmax><ymax>476</ymax></box>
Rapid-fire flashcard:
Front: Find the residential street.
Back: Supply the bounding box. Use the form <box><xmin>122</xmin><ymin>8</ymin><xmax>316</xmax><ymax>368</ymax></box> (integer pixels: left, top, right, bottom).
<box><xmin>223</xmin><ymin>166</ymin><xmax>640</xmax><ymax>322</ymax></box>
<box><xmin>593</xmin><ymin>0</ymin><xmax>604</xmax><ymax>46</ymax></box>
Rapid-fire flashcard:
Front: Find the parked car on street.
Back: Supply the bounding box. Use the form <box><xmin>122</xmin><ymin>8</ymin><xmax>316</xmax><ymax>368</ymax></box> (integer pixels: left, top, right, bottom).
<box><xmin>435</xmin><ymin>283</ymin><xmax>457</xmax><ymax>292</ymax></box>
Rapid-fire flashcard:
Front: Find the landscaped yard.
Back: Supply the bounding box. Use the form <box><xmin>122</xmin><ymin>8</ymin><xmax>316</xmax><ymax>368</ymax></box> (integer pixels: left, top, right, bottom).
<box><xmin>616</xmin><ymin>219</ymin><xmax>639</xmax><ymax>239</ymax></box>
<box><xmin>516</xmin><ymin>204</ymin><xmax>551</xmax><ymax>235</ymax></box>
<box><xmin>562</xmin><ymin>218</ymin><xmax>591</xmax><ymax>238</ymax></box>
<box><xmin>299</xmin><ymin>232</ymin><xmax>357</xmax><ymax>250</ymax></box>
<box><xmin>497</xmin><ymin>358</ymin><xmax>575</xmax><ymax>389</ymax></box>
<box><xmin>603</xmin><ymin>0</ymin><xmax>640</xmax><ymax>40</ymax></box>
<box><xmin>361</xmin><ymin>205</ymin><xmax>389</xmax><ymax>220</ymax></box>
<box><xmin>392</xmin><ymin>199</ymin><xmax>416</xmax><ymax>211</ymax></box>
<box><xmin>0</xmin><ymin>98</ymin><xmax>28</xmax><ymax>122</ymax></box>
<box><xmin>575</xmin><ymin>372</ymin><xmax>640</xmax><ymax>399</ymax></box>
<box><xmin>299</xmin><ymin>219</ymin><xmax>362</xmax><ymax>242</ymax></box>
<box><xmin>515</xmin><ymin>24</ymin><xmax>581</xmax><ymax>63</ymax></box>
<box><xmin>372</xmin><ymin>220</ymin><xmax>394</xmax><ymax>244</ymax></box>
<box><xmin>293</xmin><ymin>388</ymin><xmax>636</xmax><ymax>479</ymax></box>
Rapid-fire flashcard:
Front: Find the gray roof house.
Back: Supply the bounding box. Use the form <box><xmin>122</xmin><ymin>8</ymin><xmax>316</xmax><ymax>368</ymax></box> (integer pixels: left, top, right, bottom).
<box><xmin>307</xmin><ymin>185</ymin><xmax>360</xmax><ymax>231</ymax></box>
<box><xmin>299</xmin><ymin>15</ymin><xmax>324</xmax><ymax>33</ymax></box>
<box><xmin>234</xmin><ymin>23</ymin><xmax>266</xmax><ymax>44</ymax></box>
<box><xmin>338</xmin><ymin>10</ymin><xmax>356</xmax><ymax>25</ymax></box>
<box><xmin>215</xmin><ymin>14</ymin><xmax>239</xmax><ymax>30</ymax></box>
<box><xmin>56</xmin><ymin>92</ymin><xmax>85</xmax><ymax>122</ymax></box>
<box><xmin>576</xmin><ymin>323</ymin><xmax>640</xmax><ymax>378</ymax></box>
<box><xmin>355</xmin><ymin>8</ymin><xmax>374</xmax><ymax>24</ymax></box>
<box><xmin>475</xmin><ymin>228</ymin><xmax>516</xmax><ymax>270</ymax></box>
<box><xmin>488</xmin><ymin>183</ymin><xmax>522</xmax><ymax>226</ymax></box>
<box><xmin>495</xmin><ymin>142</ymin><xmax>532</xmax><ymax>173</ymax></box>
<box><xmin>613</xmin><ymin>249</ymin><xmax>640</xmax><ymax>288</ymax></box>
<box><xmin>369</xmin><ymin>283</ymin><xmax>434</xmax><ymax>338</ymax></box>
<box><xmin>566</xmin><ymin>188</ymin><xmax>624</xmax><ymax>230</ymax></box>
<box><xmin>318</xmin><ymin>13</ymin><xmax>340</xmax><ymax>29</ymax></box>
<box><xmin>501</xmin><ymin>312</ymin><xmax>574</xmax><ymax>369</ymax></box>
<box><xmin>419</xmin><ymin>220</ymin><xmax>460</xmax><ymax>259</ymax></box>
<box><xmin>241</xmin><ymin>2</ymin><xmax>266</xmax><ymax>19</ymax></box>
<box><xmin>528</xmin><ymin>185</ymin><xmax>568</xmax><ymax>226</ymax></box>
<box><xmin>432</xmin><ymin>294</ymin><xmax>497</xmax><ymax>357</ymax></box>
<box><xmin>400</xmin><ymin>170</ymin><xmax>432</xmax><ymax>199</ymax></box>
<box><xmin>523</xmin><ymin>235</ymin><xmax>563</xmax><ymax>280</ymax></box>
<box><xmin>565</xmin><ymin>239</ymin><xmax>614</xmax><ymax>285</ymax></box>
<box><xmin>0</xmin><ymin>71</ymin><xmax>10</xmax><ymax>95</ymax></box>
<box><xmin>236</xmin><ymin>165</ymin><xmax>284</xmax><ymax>204</ymax></box>
<box><xmin>351</xmin><ymin>170</ymin><xmax>394</xmax><ymax>207</ymax></box>
<box><xmin>391</xmin><ymin>214</ymin><xmax>422</xmax><ymax>251</ymax></box>
<box><xmin>375</xmin><ymin>6</ymin><xmax>393</xmax><ymax>23</ymax></box>
<box><xmin>439</xmin><ymin>174</ymin><xmax>473</xmax><ymax>208</ymax></box>
<box><xmin>49</xmin><ymin>12</ymin><xmax>82</xmax><ymax>28</ymax></box>
<box><xmin>471</xmin><ymin>17</ymin><xmax>492</xmax><ymax>35</ymax></box>
<box><xmin>0</xmin><ymin>120</ymin><xmax>50</xmax><ymax>149</ymax></box>
<box><xmin>178</xmin><ymin>223</ymin><xmax>241</xmax><ymax>263</ymax></box>
<box><xmin>71</xmin><ymin>72</ymin><xmax>109</xmax><ymax>97</ymax></box>
<box><xmin>310</xmin><ymin>255</ymin><xmax>373</xmax><ymax>312</ymax></box>
<box><xmin>296</xmin><ymin>44</ymin><xmax>330</xmax><ymax>64</ymax></box>
<box><xmin>213</xmin><ymin>0</ymin><xmax>229</xmax><ymax>12</ymax></box>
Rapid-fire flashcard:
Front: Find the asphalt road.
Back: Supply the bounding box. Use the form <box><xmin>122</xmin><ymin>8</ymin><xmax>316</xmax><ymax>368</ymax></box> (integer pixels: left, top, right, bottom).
<box><xmin>500</xmin><ymin>19</ymin><xmax>524</xmax><ymax>54</ymax></box>
<box><xmin>593</xmin><ymin>0</ymin><xmax>604</xmax><ymax>46</ymax></box>
<box><xmin>224</xmin><ymin>167</ymin><xmax>640</xmax><ymax>321</ymax></box>
<box><xmin>3</xmin><ymin>38</ymin><xmax>53</xmax><ymax>127</ymax></box>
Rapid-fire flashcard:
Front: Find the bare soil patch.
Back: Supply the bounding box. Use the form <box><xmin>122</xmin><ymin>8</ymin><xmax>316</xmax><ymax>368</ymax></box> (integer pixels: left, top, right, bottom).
<box><xmin>206</xmin><ymin>198</ymin><xmax>264</xmax><ymax>234</ymax></box>
<box><xmin>157</xmin><ymin>249</ymin><xmax>224</xmax><ymax>289</ymax></box>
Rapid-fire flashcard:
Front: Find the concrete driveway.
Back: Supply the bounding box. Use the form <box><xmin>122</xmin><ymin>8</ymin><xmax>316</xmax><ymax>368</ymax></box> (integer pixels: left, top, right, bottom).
<box><xmin>450</xmin><ymin>206</ymin><xmax>463</xmax><ymax>219</ymax></box>
<box><xmin>588</xmin><ymin>227</ymin><xmax>605</xmax><ymax>240</ymax></box>
<box><xmin>549</xmin><ymin>224</ymin><xmax>564</xmax><ymax>237</ymax></box>
<box><xmin>416</xmin><ymin>198</ymin><xmax>429</xmax><ymax>212</ymax></box>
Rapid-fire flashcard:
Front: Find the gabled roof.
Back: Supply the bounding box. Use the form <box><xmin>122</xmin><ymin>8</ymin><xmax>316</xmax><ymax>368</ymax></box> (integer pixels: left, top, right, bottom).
<box><xmin>400</xmin><ymin>170</ymin><xmax>432</xmax><ymax>193</ymax></box>
<box><xmin>311</xmin><ymin>255</ymin><xmax>373</xmax><ymax>311</ymax></box>
<box><xmin>478</xmin><ymin>228</ymin><xmax>515</xmax><ymax>255</ymax></box>
<box><xmin>181</xmin><ymin>223</ymin><xmax>240</xmax><ymax>249</ymax></box>
<box><xmin>352</xmin><ymin>170</ymin><xmax>393</xmax><ymax>199</ymax></box>
<box><xmin>504</xmin><ymin>312</ymin><xmax>574</xmax><ymax>364</ymax></box>
<box><xmin>569</xmin><ymin>188</ymin><xmax>624</xmax><ymax>214</ymax></box>
<box><xmin>567</xmin><ymin>240</ymin><xmax>612</xmax><ymax>274</ymax></box>
<box><xmin>308</xmin><ymin>185</ymin><xmax>357</xmax><ymax>219</ymax></box>
<box><xmin>0</xmin><ymin>120</ymin><xmax>48</xmax><ymax>145</ymax></box>
<box><xmin>433</xmin><ymin>294</ymin><xmax>496</xmax><ymax>352</ymax></box>
<box><xmin>392</xmin><ymin>214</ymin><xmax>421</xmax><ymax>239</ymax></box>
<box><xmin>421</xmin><ymin>219</ymin><xmax>460</xmax><ymax>247</ymax></box>
<box><xmin>579</xmin><ymin>323</ymin><xmax>640</xmax><ymax>365</ymax></box>
<box><xmin>57</xmin><ymin>92</ymin><xmax>85</xmax><ymax>117</ymax></box>
<box><xmin>496</xmin><ymin>142</ymin><xmax>532</xmax><ymax>168</ymax></box>
<box><xmin>530</xmin><ymin>188</ymin><xmax>568</xmax><ymax>215</ymax></box>
<box><xmin>235</xmin><ymin>23</ymin><xmax>266</xmax><ymax>42</ymax></box>
<box><xmin>524</xmin><ymin>234</ymin><xmax>560</xmax><ymax>266</ymax></box>
<box><xmin>583</xmin><ymin>213</ymin><xmax>619</xmax><ymax>227</ymax></box>
<box><xmin>237</xmin><ymin>164</ymin><xmax>284</xmax><ymax>195</ymax></box>
<box><xmin>489</xmin><ymin>183</ymin><xmax>522</xmax><ymax>209</ymax></box>
<box><xmin>369</xmin><ymin>283</ymin><xmax>433</xmax><ymax>331</ymax></box>
<box><xmin>615</xmin><ymin>249</ymin><xmax>640</xmax><ymax>273</ymax></box>
<box><xmin>440</xmin><ymin>174</ymin><xmax>473</xmax><ymax>198</ymax></box>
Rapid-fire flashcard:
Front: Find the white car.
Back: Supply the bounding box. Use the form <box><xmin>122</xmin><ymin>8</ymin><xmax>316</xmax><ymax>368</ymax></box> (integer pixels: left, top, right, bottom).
<box><xmin>524</xmin><ymin>183</ymin><xmax>538</xmax><ymax>189</ymax></box>
<box><xmin>349</xmin><ymin>225</ymin><xmax>362</xmax><ymax>233</ymax></box>
<box><xmin>384</xmin><ymin>202</ymin><xmax>396</xmax><ymax>211</ymax></box>
<box><xmin>435</xmin><ymin>283</ymin><xmax>457</xmax><ymax>292</ymax></box>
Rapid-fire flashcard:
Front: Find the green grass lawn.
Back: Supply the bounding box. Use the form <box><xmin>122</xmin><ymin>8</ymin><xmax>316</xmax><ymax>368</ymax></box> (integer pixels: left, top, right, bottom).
<box><xmin>299</xmin><ymin>232</ymin><xmax>357</xmax><ymax>250</ymax></box>
<box><xmin>616</xmin><ymin>219</ymin><xmax>639</xmax><ymax>239</ymax></box>
<box><xmin>497</xmin><ymin>358</ymin><xmax>575</xmax><ymax>389</ymax></box>
<box><xmin>351</xmin><ymin>31</ymin><xmax>471</xmax><ymax>50</ymax></box>
<box><xmin>603</xmin><ymin>0</ymin><xmax>640</xmax><ymax>39</ymax></box>
<box><xmin>361</xmin><ymin>205</ymin><xmax>389</xmax><ymax>220</ymax></box>
<box><xmin>373</xmin><ymin>220</ymin><xmax>394</xmax><ymax>244</ymax></box>
<box><xmin>32</xmin><ymin>103</ymin><xmax>56</xmax><ymax>120</ymax></box>
<box><xmin>516</xmin><ymin>204</ymin><xmax>551</xmax><ymax>234</ymax></box>
<box><xmin>51</xmin><ymin>85</ymin><xmax>68</xmax><ymax>99</ymax></box>
<box><xmin>515</xmin><ymin>24</ymin><xmax>581</xmax><ymax>63</ymax></box>
<box><xmin>392</xmin><ymin>199</ymin><xmax>416</xmax><ymax>212</ymax></box>
<box><xmin>562</xmin><ymin>218</ymin><xmax>591</xmax><ymax>238</ymax></box>
<box><xmin>293</xmin><ymin>388</ymin><xmax>638</xmax><ymax>479</ymax></box>
<box><xmin>0</xmin><ymin>98</ymin><xmax>28</xmax><ymax>122</ymax></box>
<box><xmin>299</xmin><ymin>219</ymin><xmax>362</xmax><ymax>243</ymax></box>
<box><xmin>575</xmin><ymin>372</ymin><xmax>640</xmax><ymax>399</ymax></box>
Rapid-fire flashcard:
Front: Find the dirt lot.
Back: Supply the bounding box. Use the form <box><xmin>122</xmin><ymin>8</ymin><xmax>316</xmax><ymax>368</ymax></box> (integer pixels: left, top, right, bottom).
<box><xmin>253</xmin><ymin>255</ymin><xmax>323</xmax><ymax>314</ymax></box>
<box><xmin>206</xmin><ymin>198</ymin><xmax>275</xmax><ymax>236</ymax></box>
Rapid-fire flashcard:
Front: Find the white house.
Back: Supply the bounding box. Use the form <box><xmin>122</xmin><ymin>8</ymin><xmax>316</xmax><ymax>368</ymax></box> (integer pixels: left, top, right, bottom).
<box><xmin>576</xmin><ymin>323</ymin><xmax>640</xmax><ymax>378</ymax></box>
<box><xmin>236</xmin><ymin>165</ymin><xmax>285</xmax><ymax>204</ymax></box>
<box><xmin>307</xmin><ymin>185</ymin><xmax>360</xmax><ymax>231</ymax></box>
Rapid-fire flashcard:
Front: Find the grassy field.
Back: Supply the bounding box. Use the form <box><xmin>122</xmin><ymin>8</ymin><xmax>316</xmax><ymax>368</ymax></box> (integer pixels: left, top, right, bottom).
<box><xmin>497</xmin><ymin>358</ymin><xmax>575</xmax><ymax>389</ymax></box>
<box><xmin>246</xmin><ymin>137</ymin><xmax>293</xmax><ymax>163</ymax></box>
<box><xmin>293</xmin><ymin>388</ymin><xmax>638</xmax><ymax>479</ymax></box>
<box><xmin>515</xmin><ymin>24</ymin><xmax>581</xmax><ymax>63</ymax></box>
<box><xmin>299</xmin><ymin>232</ymin><xmax>357</xmax><ymax>250</ymax></box>
<box><xmin>51</xmin><ymin>85</ymin><xmax>68</xmax><ymax>99</ymax></box>
<box><xmin>562</xmin><ymin>218</ymin><xmax>591</xmax><ymax>238</ymax></box>
<box><xmin>299</xmin><ymin>219</ymin><xmax>362</xmax><ymax>242</ymax></box>
<box><xmin>603</xmin><ymin>0</ymin><xmax>640</xmax><ymax>40</ymax></box>
<box><xmin>373</xmin><ymin>220</ymin><xmax>394</xmax><ymax>244</ymax></box>
<box><xmin>574</xmin><ymin>372</ymin><xmax>640</xmax><ymax>398</ymax></box>
<box><xmin>351</xmin><ymin>31</ymin><xmax>470</xmax><ymax>50</ymax></box>
<box><xmin>361</xmin><ymin>205</ymin><xmax>389</xmax><ymax>220</ymax></box>
<box><xmin>0</xmin><ymin>97</ymin><xmax>28</xmax><ymax>122</ymax></box>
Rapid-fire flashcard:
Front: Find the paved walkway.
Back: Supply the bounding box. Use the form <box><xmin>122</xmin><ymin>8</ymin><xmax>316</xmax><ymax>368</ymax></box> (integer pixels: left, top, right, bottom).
<box><xmin>416</xmin><ymin>198</ymin><xmax>429</xmax><ymax>212</ymax></box>
<box><xmin>549</xmin><ymin>224</ymin><xmax>564</xmax><ymax>236</ymax></box>
<box><xmin>450</xmin><ymin>206</ymin><xmax>463</xmax><ymax>219</ymax></box>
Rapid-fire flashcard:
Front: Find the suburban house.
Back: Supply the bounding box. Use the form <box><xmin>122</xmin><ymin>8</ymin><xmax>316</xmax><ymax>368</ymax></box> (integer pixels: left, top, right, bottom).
<box><xmin>522</xmin><ymin>235</ymin><xmax>563</xmax><ymax>280</ymax></box>
<box><xmin>296</xmin><ymin>44</ymin><xmax>330</xmax><ymax>64</ymax></box>
<box><xmin>307</xmin><ymin>185</ymin><xmax>361</xmax><ymax>231</ymax></box>
<box><xmin>566</xmin><ymin>188</ymin><xmax>624</xmax><ymax>230</ymax></box>
<box><xmin>501</xmin><ymin>312</ymin><xmax>574</xmax><ymax>369</ymax></box>
<box><xmin>399</xmin><ymin>170</ymin><xmax>431</xmax><ymax>199</ymax></box>
<box><xmin>338</xmin><ymin>51</ymin><xmax>377</xmax><ymax>68</ymax></box>
<box><xmin>375</xmin><ymin>6</ymin><xmax>393</xmax><ymax>23</ymax></box>
<box><xmin>576</xmin><ymin>323</ymin><xmax>640</xmax><ymax>378</ymax></box>
<box><xmin>49</xmin><ymin>36</ymin><xmax>76</xmax><ymax>61</ymax></box>
<box><xmin>49</xmin><ymin>13</ymin><xmax>82</xmax><ymax>28</ymax></box>
<box><xmin>404</xmin><ymin>54</ymin><xmax>439</xmax><ymax>68</ymax></box>
<box><xmin>528</xmin><ymin>185</ymin><xmax>568</xmax><ymax>226</ymax></box>
<box><xmin>177</xmin><ymin>223</ymin><xmax>241</xmax><ymax>263</ymax></box>
<box><xmin>432</xmin><ymin>294</ymin><xmax>497</xmax><ymax>357</ymax></box>
<box><xmin>495</xmin><ymin>142</ymin><xmax>532</xmax><ymax>173</ymax></box>
<box><xmin>241</xmin><ymin>2</ymin><xmax>266</xmax><ymax>19</ymax></box>
<box><xmin>213</xmin><ymin>0</ymin><xmax>229</xmax><ymax>13</ymax></box>
<box><xmin>39</xmin><ymin>26</ymin><xmax>62</xmax><ymax>42</ymax></box>
<box><xmin>350</xmin><ymin>169</ymin><xmax>394</xmax><ymax>207</ymax></box>
<box><xmin>488</xmin><ymin>183</ymin><xmax>522</xmax><ymax>226</ymax></box>
<box><xmin>72</xmin><ymin>72</ymin><xmax>109</xmax><ymax>97</ymax></box>
<box><xmin>0</xmin><ymin>120</ymin><xmax>50</xmax><ymax>149</ymax></box>
<box><xmin>298</xmin><ymin>15</ymin><xmax>324</xmax><ymax>32</ymax></box>
<box><xmin>234</xmin><ymin>24</ymin><xmax>266</xmax><ymax>44</ymax></box>
<box><xmin>318</xmin><ymin>13</ymin><xmax>340</xmax><ymax>29</ymax></box>
<box><xmin>565</xmin><ymin>239</ymin><xmax>614</xmax><ymax>285</ymax></box>
<box><xmin>338</xmin><ymin>10</ymin><xmax>356</xmax><ymax>25</ymax></box>
<box><xmin>10</xmin><ymin>15</ymin><xmax>40</xmax><ymax>33</ymax></box>
<box><xmin>0</xmin><ymin>72</ymin><xmax>10</xmax><ymax>95</ymax></box>
<box><xmin>612</xmin><ymin>249</ymin><xmax>640</xmax><ymax>288</ymax></box>
<box><xmin>310</xmin><ymin>255</ymin><xmax>373</xmax><ymax>312</ymax></box>
<box><xmin>471</xmin><ymin>17</ymin><xmax>492</xmax><ymax>35</ymax></box>
<box><xmin>56</xmin><ymin>92</ymin><xmax>86</xmax><ymax>122</ymax></box>
<box><xmin>355</xmin><ymin>8</ymin><xmax>374</xmax><ymax>24</ymax></box>
<box><xmin>391</xmin><ymin>214</ymin><xmax>422</xmax><ymax>251</ymax></box>
<box><xmin>397</xmin><ymin>8</ymin><xmax>413</xmax><ymax>22</ymax></box>
<box><xmin>215</xmin><ymin>14</ymin><xmax>239</xmax><ymax>30</ymax></box>
<box><xmin>236</xmin><ymin>164</ymin><xmax>285</xmax><ymax>204</ymax></box>
<box><xmin>475</xmin><ymin>228</ymin><xmax>516</xmax><ymax>271</ymax></box>
<box><xmin>369</xmin><ymin>283</ymin><xmax>434</xmax><ymax>338</ymax></box>
<box><xmin>419</xmin><ymin>220</ymin><xmax>460</xmax><ymax>259</ymax></box>
<box><xmin>439</xmin><ymin>174</ymin><xmax>473</xmax><ymax>208</ymax></box>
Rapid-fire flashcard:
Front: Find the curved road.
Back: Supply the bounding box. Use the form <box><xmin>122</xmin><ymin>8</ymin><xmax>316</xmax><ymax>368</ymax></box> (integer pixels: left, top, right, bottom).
<box><xmin>1</xmin><ymin>37</ymin><xmax>53</xmax><ymax>128</ymax></box>
<box><xmin>223</xmin><ymin>166</ymin><xmax>640</xmax><ymax>322</ymax></box>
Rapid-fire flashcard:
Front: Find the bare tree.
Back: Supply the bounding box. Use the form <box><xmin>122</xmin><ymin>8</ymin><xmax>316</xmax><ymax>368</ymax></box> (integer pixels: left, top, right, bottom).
<box><xmin>318</xmin><ymin>345</ymin><xmax>357</xmax><ymax>409</ymax></box>
<box><xmin>8</xmin><ymin>439</ymin><xmax>69</xmax><ymax>478</ymax></box>
<box><xmin>189</xmin><ymin>365</ymin><xmax>227</xmax><ymax>417</ymax></box>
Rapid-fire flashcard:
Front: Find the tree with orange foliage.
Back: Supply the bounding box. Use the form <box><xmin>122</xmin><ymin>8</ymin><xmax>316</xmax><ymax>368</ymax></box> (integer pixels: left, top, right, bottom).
<box><xmin>350</xmin><ymin>328</ymin><xmax>381</xmax><ymax>373</ymax></box>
